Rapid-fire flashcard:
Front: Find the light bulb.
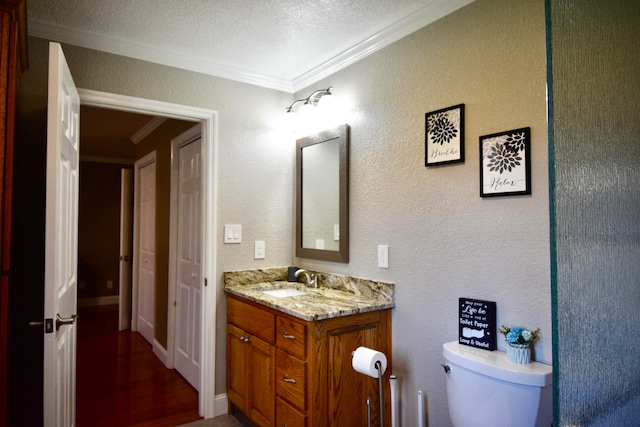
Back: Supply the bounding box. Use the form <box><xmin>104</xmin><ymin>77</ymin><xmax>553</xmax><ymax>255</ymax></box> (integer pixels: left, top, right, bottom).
<box><xmin>299</xmin><ymin>101</ymin><xmax>315</xmax><ymax>118</ymax></box>
<box><xmin>317</xmin><ymin>93</ymin><xmax>334</xmax><ymax>111</ymax></box>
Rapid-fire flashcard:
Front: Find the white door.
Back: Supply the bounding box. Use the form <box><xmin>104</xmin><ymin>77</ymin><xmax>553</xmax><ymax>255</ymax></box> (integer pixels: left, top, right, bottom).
<box><xmin>136</xmin><ymin>158</ymin><xmax>156</xmax><ymax>345</ymax></box>
<box><xmin>43</xmin><ymin>42</ymin><xmax>80</xmax><ymax>427</ymax></box>
<box><xmin>174</xmin><ymin>134</ymin><xmax>202</xmax><ymax>390</ymax></box>
<box><xmin>118</xmin><ymin>168</ymin><xmax>133</xmax><ymax>331</ymax></box>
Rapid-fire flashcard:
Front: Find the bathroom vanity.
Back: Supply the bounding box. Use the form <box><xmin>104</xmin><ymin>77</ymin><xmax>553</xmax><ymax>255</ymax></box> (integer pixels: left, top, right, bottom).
<box><xmin>225</xmin><ymin>269</ymin><xmax>394</xmax><ymax>427</ymax></box>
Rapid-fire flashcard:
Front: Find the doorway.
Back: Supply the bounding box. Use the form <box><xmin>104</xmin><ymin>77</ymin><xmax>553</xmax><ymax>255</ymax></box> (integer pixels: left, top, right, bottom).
<box><xmin>78</xmin><ymin>89</ymin><xmax>218</xmax><ymax>418</ymax></box>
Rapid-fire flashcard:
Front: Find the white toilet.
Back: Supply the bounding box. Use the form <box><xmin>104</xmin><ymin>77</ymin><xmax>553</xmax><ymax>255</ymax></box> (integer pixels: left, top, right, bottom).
<box><xmin>442</xmin><ymin>341</ymin><xmax>553</xmax><ymax>427</ymax></box>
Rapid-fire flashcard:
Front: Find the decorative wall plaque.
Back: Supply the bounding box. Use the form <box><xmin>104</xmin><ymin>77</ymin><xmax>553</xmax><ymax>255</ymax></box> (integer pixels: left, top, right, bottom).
<box><xmin>458</xmin><ymin>298</ymin><xmax>496</xmax><ymax>350</ymax></box>
<box><xmin>425</xmin><ymin>103</ymin><xmax>465</xmax><ymax>166</ymax></box>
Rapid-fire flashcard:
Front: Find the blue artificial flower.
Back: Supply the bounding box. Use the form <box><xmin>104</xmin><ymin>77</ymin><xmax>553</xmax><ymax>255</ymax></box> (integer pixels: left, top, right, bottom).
<box><xmin>500</xmin><ymin>324</ymin><xmax>540</xmax><ymax>345</ymax></box>
<box><xmin>506</xmin><ymin>330</ymin><xmax>520</xmax><ymax>343</ymax></box>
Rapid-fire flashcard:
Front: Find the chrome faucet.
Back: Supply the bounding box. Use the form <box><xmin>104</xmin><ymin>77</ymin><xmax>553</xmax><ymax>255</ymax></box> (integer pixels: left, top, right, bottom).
<box><xmin>294</xmin><ymin>269</ymin><xmax>317</xmax><ymax>288</ymax></box>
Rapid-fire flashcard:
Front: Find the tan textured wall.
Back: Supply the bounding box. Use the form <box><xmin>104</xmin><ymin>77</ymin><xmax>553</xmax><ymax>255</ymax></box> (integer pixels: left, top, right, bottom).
<box><xmin>294</xmin><ymin>0</ymin><xmax>549</xmax><ymax>425</ymax></box>
<box><xmin>21</xmin><ymin>36</ymin><xmax>295</xmax><ymax>397</ymax></box>
<box><xmin>78</xmin><ymin>161</ymin><xmax>131</xmax><ymax>299</ymax></box>
<box><xmin>21</xmin><ymin>0</ymin><xmax>549</xmax><ymax>424</ymax></box>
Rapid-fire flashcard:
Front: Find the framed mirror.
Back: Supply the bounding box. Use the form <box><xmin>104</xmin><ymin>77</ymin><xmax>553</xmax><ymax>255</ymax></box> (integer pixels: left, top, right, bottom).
<box><xmin>296</xmin><ymin>124</ymin><xmax>349</xmax><ymax>262</ymax></box>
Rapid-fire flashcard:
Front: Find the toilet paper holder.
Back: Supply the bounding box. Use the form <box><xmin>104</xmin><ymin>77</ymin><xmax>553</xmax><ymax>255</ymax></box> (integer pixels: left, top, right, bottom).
<box><xmin>352</xmin><ymin>347</ymin><xmax>386</xmax><ymax>427</ymax></box>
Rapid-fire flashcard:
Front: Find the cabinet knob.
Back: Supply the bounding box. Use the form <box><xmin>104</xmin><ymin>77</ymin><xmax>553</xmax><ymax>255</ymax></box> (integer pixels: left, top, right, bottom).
<box><xmin>281</xmin><ymin>332</ymin><xmax>296</xmax><ymax>340</ymax></box>
<box><xmin>239</xmin><ymin>336</ymin><xmax>252</xmax><ymax>343</ymax></box>
<box><xmin>282</xmin><ymin>375</ymin><xmax>296</xmax><ymax>384</ymax></box>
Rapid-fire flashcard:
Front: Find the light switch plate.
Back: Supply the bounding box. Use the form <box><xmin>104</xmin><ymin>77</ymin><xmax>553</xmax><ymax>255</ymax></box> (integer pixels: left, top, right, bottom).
<box><xmin>254</xmin><ymin>240</ymin><xmax>265</xmax><ymax>259</ymax></box>
<box><xmin>224</xmin><ymin>224</ymin><xmax>242</xmax><ymax>243</ymax></box>
<box><xmin>378</xmin><ymin>244</ymin><xmax>389</xmax><ymax>269</ymax></box>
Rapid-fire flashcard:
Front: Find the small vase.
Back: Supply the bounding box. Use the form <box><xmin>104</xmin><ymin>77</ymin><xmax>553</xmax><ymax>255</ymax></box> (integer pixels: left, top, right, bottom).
<box><xmin>507</xmin><ymin>343</ymin><xmax>531</xmax><ymax>364</ymax></box>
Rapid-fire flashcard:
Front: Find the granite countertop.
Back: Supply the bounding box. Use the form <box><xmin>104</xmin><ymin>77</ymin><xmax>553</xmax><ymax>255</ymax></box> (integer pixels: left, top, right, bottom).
<box><xmin>224</xmin><ymin>280</ymin><xmax>395</xmax><ymax>321</ymax></box>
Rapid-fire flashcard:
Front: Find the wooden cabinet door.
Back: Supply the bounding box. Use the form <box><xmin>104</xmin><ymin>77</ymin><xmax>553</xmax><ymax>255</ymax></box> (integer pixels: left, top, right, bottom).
<box><xmin>227</xmin><ymin>324</ymin><xmax>250</xmax><ymax>414</ymax></box>
<box><xmin>325</xmin><ymin>318</ymin><xmax>386</xmax><ymax>427</ymax></box>
<box><xmin>249</xmin><ymin>335</ymin><xmax>275</xmax><ymax>427</ymax></box>
<box><xmin>227</xmin><ymin>322</ymin><xmax>275</xmax><ymax>427</ymax></box>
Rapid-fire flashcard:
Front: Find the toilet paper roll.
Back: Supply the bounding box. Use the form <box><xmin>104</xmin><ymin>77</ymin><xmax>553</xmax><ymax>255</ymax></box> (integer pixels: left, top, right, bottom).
<box><xmin>352</xmin><ymin>346</ymin><xmax>387</xmax><ymax>378</ymax></box>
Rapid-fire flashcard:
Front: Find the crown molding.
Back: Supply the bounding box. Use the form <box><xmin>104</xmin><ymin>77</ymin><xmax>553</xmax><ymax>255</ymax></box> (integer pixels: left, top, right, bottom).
<box><xmin>130</xmin><ymin>116</ymin><xmax>167</xmax><ymax>144</ymax></box>
<box><xmin>79</xmin><ymin>155</ymin><xmax>134</xmax><ymax>165</ymax></box>
<box><xmin>28</xmin><ymin>19</ymin><xmax>294</xmax><ymax>92</ymax></box>
<box><xmin>292</xmin><ymin>0</ymin><xmax>474</xmax><ymax>91</ymax></box>
<box><xmin>28</xmin><ymin>0</ymin><xmax>473</xmax><ymax>94</ymax></box>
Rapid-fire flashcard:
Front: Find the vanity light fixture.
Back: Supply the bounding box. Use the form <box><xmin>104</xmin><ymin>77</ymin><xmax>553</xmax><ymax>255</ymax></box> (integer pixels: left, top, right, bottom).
<box><xmin>285</xmin><ymin>86</ymin><xmax>333</xmax><ymax>114</ymax></box>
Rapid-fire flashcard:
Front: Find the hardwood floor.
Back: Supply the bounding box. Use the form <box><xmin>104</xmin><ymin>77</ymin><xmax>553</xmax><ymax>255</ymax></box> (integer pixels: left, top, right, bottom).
<box><xmin>76</xmin><ymin>305</ymin><xmax>202</xmax><ymax>427</ymax></box>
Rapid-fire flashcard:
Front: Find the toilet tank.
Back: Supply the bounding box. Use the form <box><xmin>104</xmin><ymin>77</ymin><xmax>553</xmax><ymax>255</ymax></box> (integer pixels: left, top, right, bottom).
<box><xmin>442</xmin><ymin>341</ymin><xmax>553</xmax><ymax>427</ymax></box>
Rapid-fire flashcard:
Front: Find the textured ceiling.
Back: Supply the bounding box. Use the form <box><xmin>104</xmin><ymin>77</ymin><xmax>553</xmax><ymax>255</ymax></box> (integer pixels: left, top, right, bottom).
<box><xmin>79</xmin><ymin>106</ymin><xmax>152</xmax><ymax>160</ymax></box>
<box><xmin>27</xmin><ymin>0</ymin><xmax>474</xmax><ymax>92</ymax></box>
<box><xmin>33</xmin><ymin>0</ymin><xmax>474</xmax><ymax>159</ymax></box>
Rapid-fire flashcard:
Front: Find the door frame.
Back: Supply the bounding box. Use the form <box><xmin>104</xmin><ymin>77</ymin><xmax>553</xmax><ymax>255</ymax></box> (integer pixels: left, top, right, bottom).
<box><xmin>166</xmin><ymin>124</ymin><xmax>201</xmax><ymax>373</ymax></box>
<box><xmin>78</xmin><ymin>89</ymin><xmax>218</xmax><ymax>418</ymax></box>
<box><xmin>131</xmin><ymin>150</ymin><xmax>156</xmax><ymax>339</ymax></box>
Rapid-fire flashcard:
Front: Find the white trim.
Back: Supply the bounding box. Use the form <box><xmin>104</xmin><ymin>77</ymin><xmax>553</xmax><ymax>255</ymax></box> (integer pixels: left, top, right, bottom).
<box><xmin>29</xmin><ymin>19</ymin><xmax>293</xmax><ymax>93</ymax></box>
<box><xmin>166</xmin><ymin>124</ymin><xmax>202</xmax><ymax>372</ymax></box>
<box><xmin>28</xmin><ymin>0</ymin><xmax>474</xmax><ymax>93</ymax></box>
<box><xmin>214</xmin><ymin>393</ymin><xmax>229</xmax><ymax>417</ymax></box>
<box><xmin>130</xmin><ymin>116</ymin><xmax>167</xmax><ymax>144</ymax></box>
<box><xmin>153</xmin><ymin>339</ymin><xmax>169</xmax><ymax>368</ymax></box>
<box><xmin>80</xmin><ymin>155</ymin><xmax>134</xmax><ymax>165</ymax></box>
<box><xmin>77</xmin><ymin>296</ymin><xmax>119</xmax><ymax>308</ymax></box>
<box><xmin>131</xmin><ymin>150</ymin><xmax>156</xmax><ymax>335</ymax></box>
<box><xmin>79</xmin><ymin>89</ymin><xmax>218</xmax><ymax>418</ymax></box>
<box><xmin>292</xmin><ymin>0</ymin><xmax>475</xmax><ymax>91</ymax></box>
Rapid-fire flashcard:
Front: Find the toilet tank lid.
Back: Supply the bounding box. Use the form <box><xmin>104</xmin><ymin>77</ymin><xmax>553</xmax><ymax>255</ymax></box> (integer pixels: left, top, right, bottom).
<box><xmin>443</xmin><ymin>341</ymin><xmax>553</xmax><ymax>387</ymax></box>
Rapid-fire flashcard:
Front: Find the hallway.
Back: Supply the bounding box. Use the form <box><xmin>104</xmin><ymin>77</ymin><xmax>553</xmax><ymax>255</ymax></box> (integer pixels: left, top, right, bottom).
<box><xmin>76</xmin><ymin>305</ymin><xmax>202</xmax><ymax>426</ymax></box>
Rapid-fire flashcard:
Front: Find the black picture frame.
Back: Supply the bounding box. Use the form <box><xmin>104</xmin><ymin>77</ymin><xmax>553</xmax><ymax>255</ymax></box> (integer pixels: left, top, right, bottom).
<box><xmin>425</xmin><ymin>103</ymin><xmax>465</xmax><ymax>166</ymax></box>
<box><xmin>479</xmin><ymin>127</ymin><xmax>531</xmax><ymax>197</ymax></box>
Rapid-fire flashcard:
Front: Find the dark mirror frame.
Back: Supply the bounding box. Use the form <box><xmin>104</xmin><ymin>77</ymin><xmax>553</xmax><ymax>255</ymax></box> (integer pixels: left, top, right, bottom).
<box><xmin>296</xmin><ymin>124</ymin><xmax>349</xmax><ymax>263</ymax></box>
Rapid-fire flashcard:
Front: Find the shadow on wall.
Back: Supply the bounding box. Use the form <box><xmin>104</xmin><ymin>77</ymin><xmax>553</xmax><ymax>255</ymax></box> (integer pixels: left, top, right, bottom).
<box><xmin>78</xmin><ymin>256</ymin><xmax>117</xmax><ymax>298</ymax></box>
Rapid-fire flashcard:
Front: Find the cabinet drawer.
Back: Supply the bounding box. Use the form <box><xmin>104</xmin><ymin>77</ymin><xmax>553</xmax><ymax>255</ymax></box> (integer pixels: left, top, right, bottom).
<box><xmin>276</xmin><ymin>315</ymin><xmax>306</xmax><ymax>358</ymax></box>
<box><xmin>276</xmin><ymin>397</ymin><xmax>306</xmax><ymax>427</ymax></box>
<box><xmin>276</xmin><ymin>349</ymin><xmax>306</xmax><ymax>411</ymax></box>
<box><xmin>227</xmin><ymin>297</ymin><xmax>275</xmax><ymax>344</ymax></box>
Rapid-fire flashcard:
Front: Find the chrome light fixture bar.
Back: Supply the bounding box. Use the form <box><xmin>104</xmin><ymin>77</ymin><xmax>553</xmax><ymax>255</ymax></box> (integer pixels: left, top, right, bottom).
<box><xmin>286</xmin><ymin>86</ymin><xmax>333</xmax><ymax>113</ymax></box>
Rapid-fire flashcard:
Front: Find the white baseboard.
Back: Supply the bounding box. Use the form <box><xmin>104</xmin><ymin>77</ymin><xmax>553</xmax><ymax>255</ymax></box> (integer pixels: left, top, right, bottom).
<box><xmin>78</xmin><ymin>295</ymin><xmax>119</xmax><ymax>307</ymax></box>
<box><xmin>153</xmin><ymin>339</ymin><xmax>170</xmax><ymax>368</ymax></box>
<box><xmin>214</xmin><ymin>393</ymin><xmax>228</xmax><ymax>416</ymax></box>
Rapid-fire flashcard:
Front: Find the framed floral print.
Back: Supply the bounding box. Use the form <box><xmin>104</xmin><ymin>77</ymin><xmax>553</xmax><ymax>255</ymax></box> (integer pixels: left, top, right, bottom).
<box><xmin>479</xmin><ymin>127</ymin><xmax>531</xmax><ymax>197</ymax></box>
<box><xmin>425</xmin><ymin>103</ymin><xmax>465</xmax><ymax>166</ymax></box>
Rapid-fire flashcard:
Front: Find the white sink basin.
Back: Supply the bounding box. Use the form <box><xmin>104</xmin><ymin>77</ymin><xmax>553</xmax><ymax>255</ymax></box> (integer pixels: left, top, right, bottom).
<box><xmin>261</xmin><ymin>288</ymin><xmax>308</xmax><ymax>298</ymax></box>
